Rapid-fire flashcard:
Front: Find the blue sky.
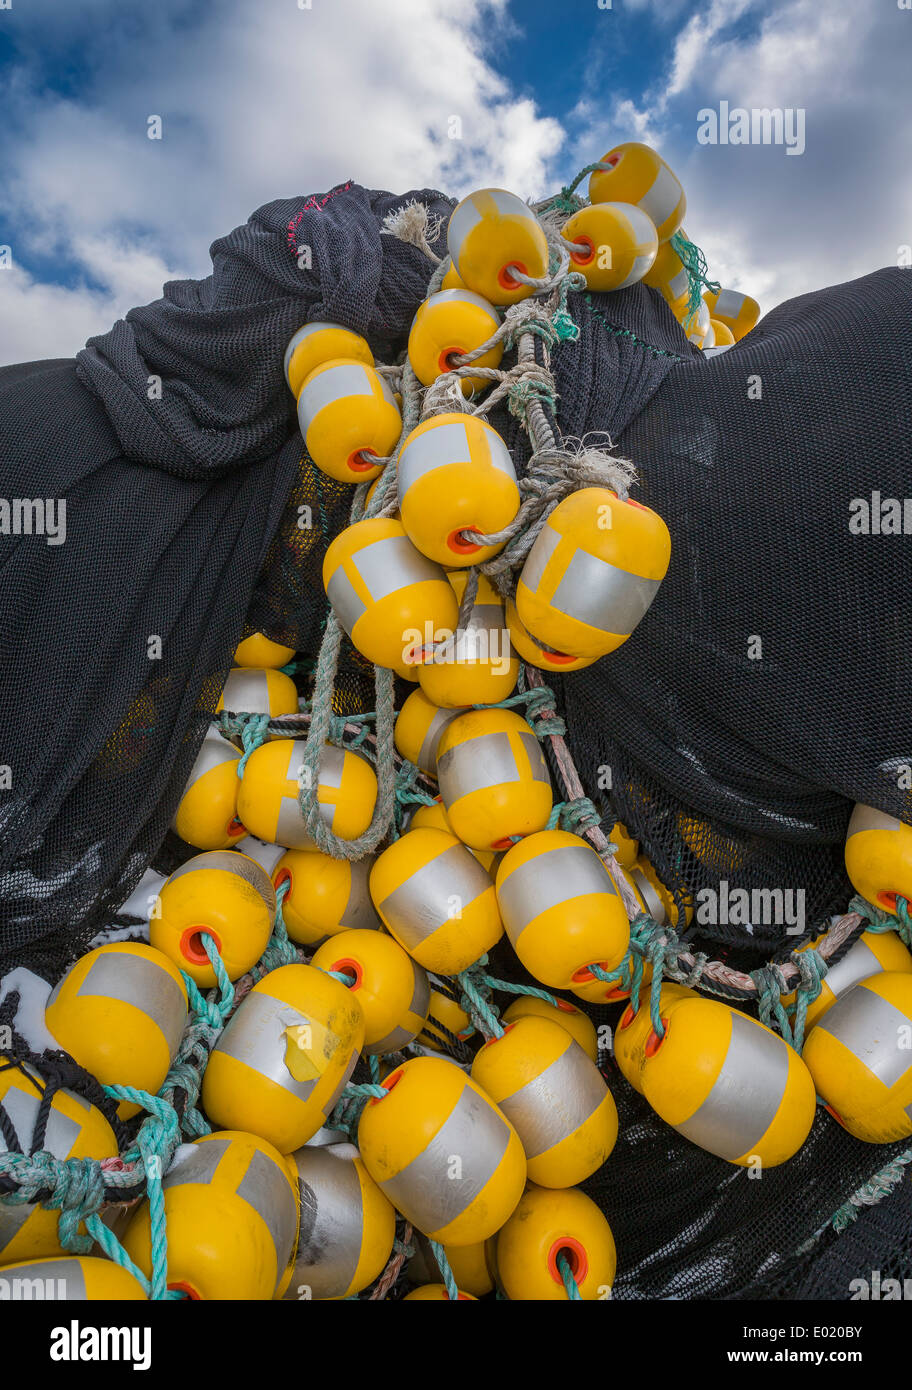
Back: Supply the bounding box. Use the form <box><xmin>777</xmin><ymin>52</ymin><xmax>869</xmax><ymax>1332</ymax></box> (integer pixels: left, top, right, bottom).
<box><xmin>1</xmin><ymin>0</ymin><xmax>911</xmax><ymax>363</ymax></box>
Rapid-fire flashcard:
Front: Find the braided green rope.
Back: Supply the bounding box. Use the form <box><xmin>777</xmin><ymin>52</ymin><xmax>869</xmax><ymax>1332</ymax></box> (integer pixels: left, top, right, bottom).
<box><xmin>429</xmin><ymin>1239</ymin><xmax>461</xmax><ymax>1300</ymax></box>
<box><xmin>481</xmin><ymin>973</ymin><xmax>560</xmax><ymax>1008</ymax></box>
<box><xmin>669</xmin><ymin>229</ymin><xmax>720</xmax><ymax>326</ymax></box>
<box><xmin>557</xmin><ymin>1251</ymin><xmax>583</xmax><ymax>1300</ymax></box>
<box><xmin>455</xmin><ymin>958</ymin><xmax>504</xmax><ymax>1040</ymax></box>
<box><xmin>831</xmin><ymin>1145</ymin><xmax>912</xmax><ymax>1232</ymax></box>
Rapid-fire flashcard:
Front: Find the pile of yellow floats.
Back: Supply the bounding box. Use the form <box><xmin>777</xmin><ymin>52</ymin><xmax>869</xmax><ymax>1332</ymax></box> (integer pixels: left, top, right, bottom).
<box><xmin>4</xmin><ymin>141</ymin><xmax>912</xmax><ymax>1304</ymax></box>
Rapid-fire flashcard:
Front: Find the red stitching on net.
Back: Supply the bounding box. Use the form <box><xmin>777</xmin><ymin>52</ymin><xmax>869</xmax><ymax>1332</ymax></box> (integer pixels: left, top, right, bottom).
<box><xmin>287</xmin><ymin>180</ymin><xmax>354</xmax><ymax>255</ymax></box>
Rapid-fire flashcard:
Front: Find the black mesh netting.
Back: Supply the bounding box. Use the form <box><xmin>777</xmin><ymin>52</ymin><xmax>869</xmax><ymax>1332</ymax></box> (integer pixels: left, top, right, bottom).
<box><xmin>1</xmin><ymin>179</ymin><xmax>911</xmax><ymax>1299</ymax></box>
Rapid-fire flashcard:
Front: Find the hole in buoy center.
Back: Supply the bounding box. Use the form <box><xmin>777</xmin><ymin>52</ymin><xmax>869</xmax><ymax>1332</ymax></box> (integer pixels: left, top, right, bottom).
<box><xmin>569</xmin><ymin>235</ymin><xmax>595</xmax><ymax>267</ymax></box>
<box><xmin>644</xmin><ymin>1018</ymin><xmax>669</xmax><ymax>1057</ymax></box>
<box><xmin>447</xmin><ymin>527</ymin><xmax>483</xmax><ymax>556</ymax></box>
<box><xmin>439</xmin><ymin>347</ymin><xmax>466</xmax><ymax>373</ymax></box>
<box><xmin>498</xmin><ymin>260</ymin><xmax>528</xmax><ymax>291</ymax></box>
<box><xmin>168</xmin><ymin>1280</ymin><xmax>201</xmax><ymax>1300</ymax></box>
<box><xmin>348</xmin><ymin>449</ymin><xmax>378</xmax><ymax>473</ymax></box>
<box><xmin>330</xmin><ymin>957</ymin><xmax>362</xmax><ymax>991</ymax></box>
<box><xmin>547</xmin><ymin>1237</ymin><xmax>589</xmax><ymax>1288</ymax></box>
<box><xmin>180</xmin><ymin>927</ymin><xmax>221</xmax><ymax>966</ymax></box>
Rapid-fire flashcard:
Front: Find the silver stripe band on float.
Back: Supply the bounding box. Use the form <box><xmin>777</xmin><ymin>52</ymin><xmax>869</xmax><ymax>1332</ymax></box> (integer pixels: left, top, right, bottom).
<box><xmin>298</xmin><ymin>362</ymin><xmax>373</xmax><ymax>430</ymax></box>
<box><xmin>416</xmin><ymin>707</ymin><xmax>467</xmax><ymax>776</ymax></box>
<box><xmin>847</xmin><ymin>804</ymin><xmax>902</xmax><ymax>837</ymax></box>
<box><xmin>167</xmin><ymin>850</ymin><xmax>276</xmax><ymax>912</ymax></box>
<box><xmin>673</xmin><ymin>1012</ymin><xmax>789</xmax><ymax>1162</ymax></box>
<box><xmin>286</xmin><ymin>1147</ymin><xmax>363</xmax><ymax>1300</ymax></box>
<box><xmin>437</xmin><ymin>731</ymin><xmax>519</xmax><ymax>804</ymax></box>
<box><xmin>341</xmin><ymin>858</ymin><xmax>383</xmax><ymax>931</ymax></box>
<box><xmin>713</xmin><ymin>288</ymin><xmax>743</xmax><ymax>320</ymax></box>
<box><xmin>629</xmin><ymin>866</ymin><xmax>667</xmax><ymax>925</ymax></box>
<box><xmin>496</xmin><ymin>1040</ymin><xmax>607</xmax><ymax>1158</ymax></box>
<box><xmin>378</xmin><ymin>1083</ymin><xmax>510</xmax><ymax>1233</ymax></box>
<box><xmin>520</xmin><ymin>525</ymin><xmax>561</xmax><ymax>595</ymax></box>
<box><xmin>163</xmin><ymin>1138</ymin><xmax>231</xmax><ymax>1189</ymax></box>
<box><xmin>236</xmin><ymin>1147</ymin><xmax>298</xmax><ymax>1274</ymax></box>
<box><xmin>817</xmin><ymin>985</ymin><xmax>912</xmax><ymax>1089</ymax></box>
<box><xmin>823</xmin><ymin>938</ymin><xmax>881</xmax><ymax>998</ymax></box>
<box><xmin>76</xmin><ymin>954</ymin><xmax>186</xmax><ymax>1057</ymax></box>
<box><xmin>638</xmin><ymin>160</ymin><xmax>681</xmax><ymax>228</ymax></box>
<box><xmin>517</xmin><ymin>731</ymin><xmax>550</xmax><ymax>786</ymax></box>
<box><xmin>352</xmin><ymin>535</ymin><xmax>443</xmax><ymax>605</ymax></box>
<box><xmin>378</xmin><ymin>843</ymin><xmax>493</xmax><ymax>951</ymax></box>
<box><xmin>550</xmin><ymin>548</ymin><xmax>662</xmax><ymax>637</ymax></box>
<box><xmin>221</xmin><ymin>669</ymin><xmax>270</xmax><ymax>716</ymax></box>
<box><xmin>496</xmin><ymin>843</ymin><xmax>616</xmax><ymax>943</ymax></box>
<box><xmin>212</xmin><ymin>990</ymin><xmax>321</xmax><ymax>1102</ymax></box>
<box><xmin>187</xmin><ymin>734</ymin><xmax>240</xmax><ymax>780</ymax></box>
<box><xmin>326</xmin><ymin>566</ymin><xmax>367</xmax><ymax>636</ymax></box>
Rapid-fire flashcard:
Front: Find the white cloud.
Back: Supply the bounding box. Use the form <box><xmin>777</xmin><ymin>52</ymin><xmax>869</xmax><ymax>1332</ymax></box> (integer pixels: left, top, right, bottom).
<box><xmin>0</xmin><ymin>0</ymin><xmax>565</xmax><ymax>364</ymax></box>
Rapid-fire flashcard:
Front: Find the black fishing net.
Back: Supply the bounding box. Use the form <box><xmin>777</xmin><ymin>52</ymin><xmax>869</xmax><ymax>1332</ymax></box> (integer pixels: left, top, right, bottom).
<box><xmin>1</xmin><ymin>179</ymin><xmax>910</xmax><ymax>1298</ymax></box>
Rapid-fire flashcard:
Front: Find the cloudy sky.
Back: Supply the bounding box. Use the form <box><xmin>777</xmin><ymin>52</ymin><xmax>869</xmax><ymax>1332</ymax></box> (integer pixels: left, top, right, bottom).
<box><xmin>1</xmin><ymin>0</ymin><xmax>910</xmax><ymax>365</ymax></box>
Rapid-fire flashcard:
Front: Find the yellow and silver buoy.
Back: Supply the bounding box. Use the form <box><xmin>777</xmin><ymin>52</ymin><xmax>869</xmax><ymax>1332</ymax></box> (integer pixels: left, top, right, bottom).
<box><xmin>311</xmin><ymin>928</ymin><xmax>431</xmax><ymax>1055</ymax></box>
<box><xmin>397</xmin><ymin>412</ymin><xmax>520</xmax><ymax>567</ymax></box>
<box><xmin>436</xmin><ymin>708</ymin><xmax>553</xmax><ymax>850</ymax></box>
<box><xmin>171</xmin><ymin>731</ymin><xmax>246</xmax><ymax>851</ymax></box>
<box><xmin>702</xmin><ymin>288</ymin><xmax>760</xmax><ymax>342</ymax></box>
<box><xmin>803</xmin><ymin>973</ymin><xmax>912</xmax><ymax>1143</ymax></box>
<box><xmin>588</xmin><ymin>142</ymin><xmax>686</xmax><ymax>243</ymax></box>
<box><xmin>407</xmin><ymin>289</ymin><xmax>503</xmax><ymax>396</ymax></box>
<box><xmin>844</xmin><ymin>803</ymin><xmax>912</xmax><ymax>914</ymax></box>
<box><xmin>515</xmin><ymin>487</ymin><xmax>671</xmax><ymax>662</ymax></box>
<box><xmin>641</xmin><ymin>997</ymin><xmax>816</xmax><ymax>1166</ymax></box>
<box><xmin>496</xmin><ymin>1183</ymin><xmax>617</xmax><ymax>1301</ymax></box>
<box><xmin>236</xmin><ymin>739</ymin><xmax>377</xmax><ymax>850</ymax></box>
<box><xmin>323</xmin><ymin>517</ymin><xmax>459</xmax><ymax>678</ymax></box>
<box><xmin>202</xmin><ymin>964</ymin><xmax>365</xmax><ymax>1153</ymax></box>
<box><xmin>283</xmin><ymin>1141</ymin><xmax>396</xmax><ymax>1301</ymax></box>
<box><xmin>447</xmin><ymin>188</ymin><xmax>549</xmax><ymax>305</ymax></box>
<box><xmin>562</xmin><ymin>202</ymin><xmax>658</xmax><ymax>291</ymax></box>
<box><xmin>370</xmin><ymin>827</ymin><xmax>503</xmax><ymax>975</ymax></box>
<box><xmin>45</xmin><ymin>944</ymin><xmax>188</xmax><ymax>1119</ymax></box>
<box><xmin>357</xmin><ymin>1055</ymin><xmax>526</xmax><ymax>1245</ymax></box>
<box><xmin>272</xmin><ymin>848</ymin><xmax>382</xmax><ymax>945</ymax></box>
<box><xmin>284</xmin><ymin>322</ymin><xmax>373</xmax><ymax>400</ymax></box>
<box><xmin>216</xmin><ymin>667</ymin><xmax>298</xmax><ymax>729</ymax></box>
<box><xmin>297</xmin><ymin>358</ymin><xmax>401</xmax><ymax>484</ymax></box>
<box><xmin>495</xmin><ymin>829</ymin><xmax>630</xmax><ymax>989</ymax></box>
<box><xmin>123</xmin><ymin>1130</ymin><xmax>299</xmax><ymax>1300</ymax></box>
<box><xmin>151</xmin><ymin>850</ymin><xmax>276</xmax><ymax>986</ymax></box>
<box><xmin>471</xmin><ymin>1016</ymin><xmax>617</xmax><ymax>1187</ymax></box>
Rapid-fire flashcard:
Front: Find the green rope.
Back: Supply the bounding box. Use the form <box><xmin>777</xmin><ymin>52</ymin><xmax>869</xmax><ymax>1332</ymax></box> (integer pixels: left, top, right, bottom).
<box><xmin>455</xmin><ymin>957</ymin><xmax>504</xmax><ymax>1040</ymax></box>
<box><xmin>429</xmin><ymin>1240</ymin><xmax>461</xmax><ymax>1300</ymax></box>
<box><xmin>506</xmin><ymin>374</ymin><xmax>557</xmax><ymax>422</ymax></box>
<box><xmin>481</xmin><ymin>974</ymin><xmax>560</xmax><ymax>1008</ymax></box>
<box><xmin>584</xmin><ymin>295</ymin><xmax>688</xmax><ymax>362</ymax></box>
<box><xmin>557</xmin><ymin>1252</ymin><xmax>582</xmax><ymax>1300</ymax></box>
<box><xmin>669</xmin><ymin>229</ymin><xmax>720</xmax><ymax>326</ymax></box>
<box><xmin>105</xmin><ymin>1085</ymin><xmax>179</xmax><ymax>1300</ymax></box>
<box><xmin>483</xmin><ymin>681</ymin><xmax>566</xmax><ymax>737</ymax></box>
<box><xmin>831</xmin><ymin>1146</ymin><xmax>912</xmax><ymax>1232</ymax></box>
<box><xmin>853</xmin><ymin>892</ymin><xmax>912</xmax><ymax>949</ymax></box>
